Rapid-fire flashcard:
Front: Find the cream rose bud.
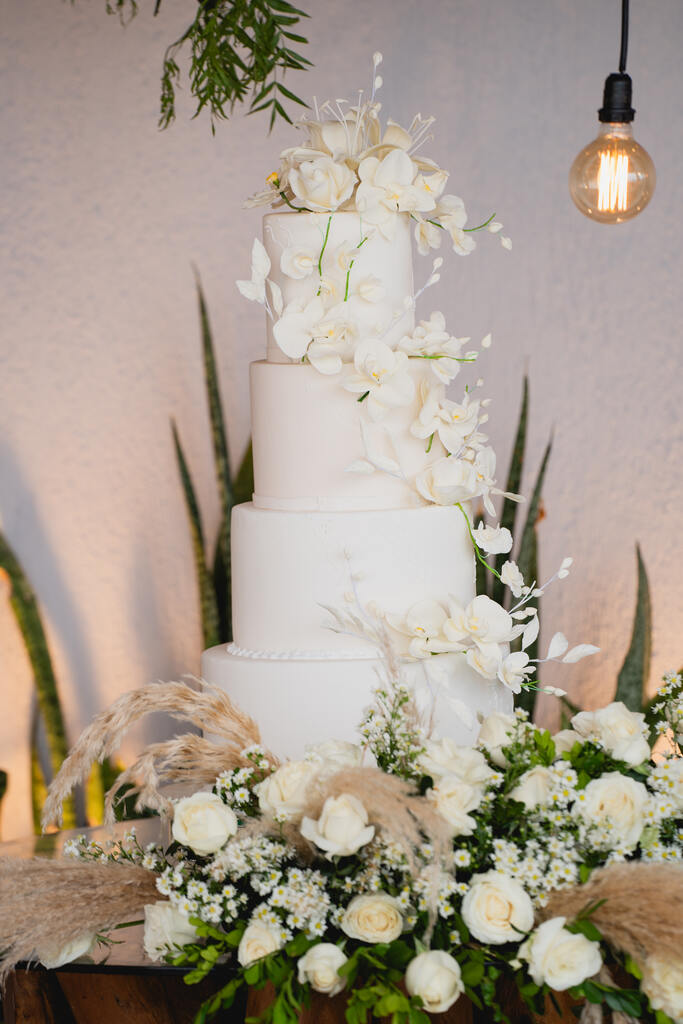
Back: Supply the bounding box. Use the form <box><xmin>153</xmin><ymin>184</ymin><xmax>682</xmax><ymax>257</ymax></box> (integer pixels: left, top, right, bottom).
<box><xmin>341</xmin><ymin>893</ymin><xmax>403</xmax><ymax>944</ymax></box>
<box><xmin>143</xmin><ymin>902</ymin><xmax>199</xmax><ymax>962</ymax></box>
<box><xmin>510</xmin><ymin>765</ymin><xmax>555</xmax><ymax>809</ymax></box>
<box><xmin>237</xmin><ymin>920</ymin><xmax>284</xmax><ymax>967</ymax></box>
<box><xmin>289</xmin><ymin>156</ymin><xmax>356</xmax><ymax>212</ymax></box>
<box><xmin>476</xmin><ymin>711</ymin><xmax>517</xmax><ymax>767</ymax></box>
<box><xmin>553</xmin><ymin>729</ymin><xmax>583</xmax><ymax>757</ymax></box>
<box><xmin>427</xmin><ymin>775</ymin><xmax>483</xmax><ymax>836</ymax></box>
<box><xmin>573</xmin><ymin>772</ymin><xmax>648</xmax><ymax>848</ymax></box>
<box><xmin>642</xmin><ymin>955</ymin><xmax>683</xmax><ymax>1023</ymax></box>
<box><xmin>571</xmin><ymin>702</ymin><xmax>650</xmax><ymax>766</ymax></box>
<box><xmin>461</xmin><ymin>870</ymin><xmax>534</xmax><ymax>945</ymax></box>
<box><xmin>520</xmin><ymin>917</ymin><xmax>602</xmax><ymax>991</ymax></box>
<box><xmin>301</xmin><ymin>794</ymin><xmax>375</xmax><ymax>858</ymax></box>
<box><xmin>418</xmin><ymin>738</ymin><xmax>493</xmax><ymax>788</ymax></box>
<box><xmin>38</xmin><ymin>932</ymin><xmax>96</xmax><ymax>969</ymax></box>
<box><xmin>297</xmin><ymin>943</ymin><xmax>348</xmax><ymax>996</ymax></box>
<box><xmin>405</xmin><ymin>950</ymin><xmax>465</xmax><ymax>1014</ymax></box>
<box><xmin>171</xmin><ymin>792</ymin><xmax>238</xmax><ymax>856</ymax></box>
<box><xmin>256</xmin><ymin>760</ymin><xmax>318</xmax><ymax>823</ymax></box>
<box><xmin>305</xmin><ymin>739</ymin><xmax>363</xmax><ymax>773</ymax></box>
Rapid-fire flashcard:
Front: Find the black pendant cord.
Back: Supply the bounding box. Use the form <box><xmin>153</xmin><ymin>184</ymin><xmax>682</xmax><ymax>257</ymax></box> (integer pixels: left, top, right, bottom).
<box><xmin>619</xmin><ymin>0</ymin><xmax>630</xmax><ymax>73</ymax></box>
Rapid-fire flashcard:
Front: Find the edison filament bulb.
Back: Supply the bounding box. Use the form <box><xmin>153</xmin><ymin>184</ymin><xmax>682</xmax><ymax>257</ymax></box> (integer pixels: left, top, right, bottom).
<box><xmin>569</xmin><ymin>121</ymin><xmax>656</xmax><ymax>224</ymax></box>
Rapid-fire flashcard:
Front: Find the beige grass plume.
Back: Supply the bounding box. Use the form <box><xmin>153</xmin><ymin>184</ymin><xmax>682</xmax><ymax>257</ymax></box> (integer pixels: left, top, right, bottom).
<box><xmin>42</xmin><ymin>679</ymin><xmax>279</xmax><ymax>830</ymax></box>
<box><xmin>541</xmin><ymin>861</ymin><xmax>683</xmax><ymax>964</ymax></box>
<box><xmin>0</xmin><ymin>857</ymin><xmax>159</xmax><ymax>980</ymax></box>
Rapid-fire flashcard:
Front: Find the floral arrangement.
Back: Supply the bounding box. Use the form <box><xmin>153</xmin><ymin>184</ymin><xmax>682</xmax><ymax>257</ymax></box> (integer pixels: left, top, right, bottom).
<box><xmin>3</xmin><ymin>671</ymin><xmax>680</xmax><ymax>1024</ymax></box>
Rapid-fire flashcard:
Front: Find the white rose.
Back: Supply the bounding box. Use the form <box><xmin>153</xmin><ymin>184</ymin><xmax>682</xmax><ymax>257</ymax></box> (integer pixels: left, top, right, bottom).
<box><xmin>300</xmin><ymin>793</ymin><xmax>375</xmax><ymax>857</ymax></box>
<box><xmin>289</xmin><ymin>156</ymin><xmax>356</xmax><ymax>212</ymax></box>
<box><xmin>143</xmin><ymin>901</ymin><xmax>199</xmax><ymax>962</ymax></box>
<box><xmin>405</xmin><ymin>950</ymin><xmax>464</xmax><ymax>1014</ymax></box>
<box><xmin>642</xmin><ymin>955</ymin><xmax>683</xmax><ymax>1023</ymax></box>
<box><xmin>476</xmin><ymin>711</ymin><xmax>517</xmax><ymax>767</ymax></box>
<box><xmin>341</xmin><ymin>893</ymin><xmax>403</xmax><ymax>943</ymax></box>
<box><xmin>574</xmin><ymin>772</ymin><xmax>648</xmax><ymax>848</ymax></box>
<box><xmin>519</xmin><ymin>917</ymin><xmax>602</xmax><ymax>991</ymax></box>
<box><xmin>238</xmin><ymin>919</ymin><xmax>284</xmax><ymax>966</ymax></box>
<box><xmin>280</xmin><ymin>245</ymin><xmax>316</xmax><ymax>280</ymax></box>
<box><xmin>418</xmin><ymin>738</ymin><xmax>493</xmax><ymax>788</ymax></box>
<box><xmin>256</xmin><ymin>760</ymin><xmax>318</xmax><ymax>823</ymax></box>
<box><xmin>510</xmin><ymin>765</ymin><xmax>556</xmax><ymax>809</ymax></box>
<box><xmin>427</xmin><ymin>775</ymin><xmax>483</xmax><ymax>836</ymax></box>
<box><xmin>461</xmin><ymin>870</ymin><xmax>534</xmax><ymax>945</ymax></box>
<box><xmin>38</xmin><ymin>932</ymin><xmax>96</xmax><ymax>969</ymax></box>
<box><xmin>416</xmin><ymin>457</ymin><xmax>478</xmax><ymax>506</ymax></box>
<box><xmin>571</xmin><ymin>702</ymin><xmax>650</xmax><ymax>766</ymax></box>
<box><xmin>297</xmin><ymin>943</ymin><xmax>348</xmax><ymax>996</ymax></box>
<box><xmin>171</xmin><ymin>792</ymin><xmax>238</xmax><ymax>856</ymax></box>
<box><xmin>305</xmin><ymin>739</ymin><xmax>363</xmax><ymax>773</ymax></box>
<box><xmin>553</xmin><ymin>729</ymin><xmax>583</xmax><ymax>757</ymax></box>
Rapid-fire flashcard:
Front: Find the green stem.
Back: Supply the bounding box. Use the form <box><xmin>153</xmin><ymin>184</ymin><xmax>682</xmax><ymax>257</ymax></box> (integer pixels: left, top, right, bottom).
<box><xmin>357</xmin><ymin>391</ymin><xmax>370</xmax><ymax>403</ymax></box>
<box><xmin>464</xmin><ymin>211</ymin><xmax>497</xmax><ymax>233</ymax></box>
<box><xmin>456</xmin><ymin>503</ymin><xmax>503</xmax><ymax>583</ymax></box>
<box><xmin>425</xmin><ymin>433</ymin><xmax>434</xmax><ymax>454</ymax></box>
<box><xmin>408</xmin><ymin>354</ymin><xmax>477</xmax><ymax>363</ymax></box>
<box><xmin>343</xmin><ymin>236</ymin><xmax>367</xmax><ymax>302</ymax></box>
<box><xmin>279</xmin><ymin>191</ymin><xmax>307</xmax><ymax>213</ymax></box>
<box><xmin>317</xmin><ymin>215</ymin><xmax>332</xmax><ymax>277</ymax></box>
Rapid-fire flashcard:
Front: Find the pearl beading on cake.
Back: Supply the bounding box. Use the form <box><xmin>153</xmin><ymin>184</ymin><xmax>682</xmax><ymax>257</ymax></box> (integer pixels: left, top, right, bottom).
<box><xmin>226</xmin><ymin>642</ymin><xmax>378</xmax><ymax>661</ymax></box>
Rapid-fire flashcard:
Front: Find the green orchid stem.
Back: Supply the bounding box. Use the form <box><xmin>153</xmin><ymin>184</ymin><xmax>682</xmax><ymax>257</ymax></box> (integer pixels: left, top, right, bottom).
<box><xmin>317</xmin><ymin>215</ymin><xmax>332</xmax><ymax>277</ymax></box>
<box><xmin>456</xmin><ymin>503</ymin><xmax>503</xmax><ymax>583</ymax></box>
<box><xmin>409</xmin><ymin>354</ymin><xmax>477</xmax><ymax>363</ymax></box>
<box><xmin>357</xmin><ymin>391</ymin><xmax>370</xmax><ymax>403</ymax></box>
<box><xmin>426</xmin><ymin>433</ymin><xmax>434</xmax><ymax>454</ymax></box>
<box><xmin>279</xmin><ymin>192</ymin><xmax>307</xmax><ymax>213</ymax></box>
<box><xmin>464</xmin><ymin>211</ymin><xmax>497</xmax><ymax>233</ymax></box>
<box><xmin>343</xmin><ymin>236</ymin><xmax>367</xmax><ymax>301</ymax></box>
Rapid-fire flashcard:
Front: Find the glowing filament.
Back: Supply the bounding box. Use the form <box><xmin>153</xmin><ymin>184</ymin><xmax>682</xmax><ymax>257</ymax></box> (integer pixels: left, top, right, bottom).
<box><xmin>597</xmin><ymin>151</ymin><xmax>629</xmax><ymax>212</ymax></box>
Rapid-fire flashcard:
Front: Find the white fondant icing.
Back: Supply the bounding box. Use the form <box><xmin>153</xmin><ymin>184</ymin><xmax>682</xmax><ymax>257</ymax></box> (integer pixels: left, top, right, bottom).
<box><xmin>263</xmin><ymin>211</ymin><xmax>415</xmax><ymax>363</ymax></box>
<box><xmin>251</xmin><ymin>360</ymin><xmax>447</xmax><ymax>512</ymax></box>
<box><xmin>202</xmin><ymin>645</ymin><xmax>513</xmax><ymax>761</ymax></box>
<box><xmin>230</xmin><ymin>502</ymin><xmax>476</xmax><ymax>655</ymax></box>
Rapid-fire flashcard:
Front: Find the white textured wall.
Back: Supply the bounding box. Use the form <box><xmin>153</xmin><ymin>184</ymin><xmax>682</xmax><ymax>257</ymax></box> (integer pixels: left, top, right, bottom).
<box><xmin>1</xmin><ymin>0</ymin><xmax>682</xmax><ymax>839</ymax></box>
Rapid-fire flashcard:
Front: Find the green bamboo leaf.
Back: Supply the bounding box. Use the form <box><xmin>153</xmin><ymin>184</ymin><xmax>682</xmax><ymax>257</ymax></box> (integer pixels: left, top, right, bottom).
<box><xmin>614</xmin><ymin>544</ymin><xmax>651</xmax><ymax>711</ymax></box>
<box><xmin>492</xmin><ymin>377</ymin><xmax>528</xmax><ymax>604</ymax></box>
<box><xmin>195</xmin><ymin>274</ymin><xmax>234</xmax><ymax>640</ymax></box>
<box><xmin>0</xmin><ymin>532</ymin><xmax>76</xmax><ymax>829</ymax></box>
<box><xmin>172</xmin><ymin>420</ymin><xmax>220</xmax><ymax>649</ymax></box>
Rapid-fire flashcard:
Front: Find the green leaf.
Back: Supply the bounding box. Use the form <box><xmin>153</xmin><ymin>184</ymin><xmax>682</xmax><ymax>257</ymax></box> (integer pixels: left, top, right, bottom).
<box><xmin>614</xmin><ymin>544</ymin><xmax>651</xmax><ymax>711</ymax></box>
<box><xmin>276</xmin><ymin>80</ymin><xmax>308</xmax><ymax>105</ymax></box>
<box><xmin>172</xmin><ymin>420</ymin><xmax>220</xmax><ymax>649</ymax></box>
<box><xmin>492</xmin><ymin>376</ymin><xmax>528</xmax><ymax>603</ymax></box>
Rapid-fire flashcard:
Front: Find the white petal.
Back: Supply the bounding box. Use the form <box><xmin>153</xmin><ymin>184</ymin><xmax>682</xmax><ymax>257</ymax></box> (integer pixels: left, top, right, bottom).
<box><xmin>562</xmin><ymin>644</ymin><xmax>600</xmax><ymax>664</ymax></box>
<box><xmin>236</xmin><ymin>279</ymin><xmax>264</xmax><ymax>303</ymax></box>
<box><xmin>268</xmin><ymin>280</ymin><xmax>283</xmax><ymax>316</ymax></box>
<box><xmin>521</xmin><ymin>615</ymin><xmax>540</xmax><ymax>651</ymax></box>
<box><xmin>251</xmin><ymin>238</ymin><xmax>271</xmax><ymax>280</ymax></box>
<box><xmin>546</xmin><ymin>632</ymin><xmax>569</xmax><ymax>660</ymax></box>
<box><xmin>345</xmin><ymin>459</ymin><xmax>375</xmax><ymax>475</ymax></box>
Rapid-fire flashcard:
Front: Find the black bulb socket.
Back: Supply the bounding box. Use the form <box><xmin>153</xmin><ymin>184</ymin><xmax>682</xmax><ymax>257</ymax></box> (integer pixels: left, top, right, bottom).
<box><xmin>599</xmin><ymin>72</ymin><xmax>635</xmax><ymax>123</ymax></box>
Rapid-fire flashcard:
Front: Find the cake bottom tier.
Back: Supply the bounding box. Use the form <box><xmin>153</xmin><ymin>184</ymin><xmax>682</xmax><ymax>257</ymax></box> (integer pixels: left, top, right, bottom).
<box><xmin>202</xmin><ymin>645</ymin><xmax>513</xmax><ymax>760</ymax></box>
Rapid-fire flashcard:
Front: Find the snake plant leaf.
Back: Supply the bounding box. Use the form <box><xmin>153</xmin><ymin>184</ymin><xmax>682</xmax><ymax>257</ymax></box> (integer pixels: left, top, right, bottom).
<box><xmin>614</xmin><ymin>544</ymin><xmax>652</xmax><ymax>711</ymax></box>
<box><xmin>515</xmin><ymin>533</ymin><xmax>540</xmax><ymax>720</ymax></box>
<box><xmin>474</xmin><ymin>513</ymin><xmax>489</xmax><ymax>598</ymax></box>
<box><xmin>492</xmin><ymin>377</ymin><xmax>528</xmax><ymax>605</ymax></box>
<box><xmin>0</xmin><ymin>532</ymin><xmax>76</xmax><ymax>829</ymax></box>
<box><xmin>31</xmin><ymin>723</ymin><xmax>48</xmax><ymax>835</ymax></box>
<box><xmin>213</xmin><ymin>440</ymin><xmax>254</xmax><ymax>643</ymax></box>
<box><xmin>172</xmin><ymin>420</ymin><xmax>220</xmax><ymax>650</ymax></box>
<box><xmin>196</xmin><ymin>275</ymin><xmax>235</xmax><ymax>642</ymax></box>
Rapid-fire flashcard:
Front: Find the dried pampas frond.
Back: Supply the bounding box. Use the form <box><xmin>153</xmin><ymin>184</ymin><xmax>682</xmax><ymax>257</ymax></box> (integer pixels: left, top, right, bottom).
<box><xmin>541</xmin><ymin>861</ymin><xmax>683</xmax><ymax>965</ymax></box>
<box><xmin>42</xmin><ymin>679</ymin><xmax>278</xmax><ymax>830</ymax></box>
<box><xmin>0</xmin><ymin>857</ymin><xmax>159</xmax><ymax>980</ymax></box>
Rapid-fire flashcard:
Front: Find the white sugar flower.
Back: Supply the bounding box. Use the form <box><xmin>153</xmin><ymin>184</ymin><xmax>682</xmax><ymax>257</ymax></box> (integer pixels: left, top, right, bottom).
<box><xmin>415</xmin><ymin>457</ymin><xmax>479</xmax><ymax>506</ymax></box>
<box><xmin>289</xmin><ymin>156</ymin><xmax>356</xmax><ymax>212</ymax></box>
<box><xmin>356</xmin><ymin>149</ymin><xmax>430</xmax><ymax>236</ymax></box>
<box><xmin>427</xmin><ymin>775</ymin><xmax>484</xmax><ymax>836</ymax></box>
<box><xmin>435</xmin><ymin>195</ymin><xmax>476</xmax><ymax>255</ymax></box>
<box><xmin>405</xmin><ymin>951</ymin><xmax>464</xmax><ymax>1013</ymax></box>
<box><xmin>308</xmin><ymin>303</ymin><xmax>359</xmax><ymax>375</ymax></box>
<box><xmin>461</xmin><ymin>870</ymin><xmax>534</xmax><ymax>944</ymax></box>
<box><xmin>571</xmin><ymin>702</ymin><xmax>650</xmax><ymax>767</ymax></box>
<box><xmin>500</xmin><ymin>560</ymin><xmax>526</xmax><ymax>598</ymax></box>
<box><xmin>466</xmin><ymin>642</ymin><xmax>503</xmax><ymax>680</ymax></box>
<box><xmin>497</xmin><ymin>651</ymin><xmax>532</xmax><ymax>693</ymax></box>
<box><xmin>445</xmin><ymin>594</ymin><xmax>519</xmax><ymax>646</ymax></box>
<box><xmin>386</xmin><ymin>599</ymin><xmax>449</xmax><ymax>657</ymax></box>
<box><xmin>413</xmin><ymin>216</ymin><xmax>443</xmax><ymax>255</ymax></box>
<box><xmin>280</xmin><ymin>245</ymin><xmax>317</xmax><ymax>280</ymax></box>
<box><xmin>236</xmin><ymin>238</ymin><xmax>271</xmax><ymax>303</ymax></box>
<box><xmin>300</xmin><ymin>794</ymin><xmax>375</xmax><ymax>858</ymax></box>
<box><xmin>297</xmin><ymin>943</ymin><xmax>348</xmax><ymax>996</ymax></box>
<box><xmin>272</xmin><ymin>296</ymin><xmax>326</xmax><ymax>361</ymax></box>
<box><xmin>519</xmin><ymin>917</ymin><xmax>602</xmax><ymax>991</ymax></box>
<box><xmin>411</xmin><ymin>389</ymin><xmax>481</xmax><ymax>454</ymax></box>
<box><xmin>398</xmin><ymin>311</ymin><xmax>468</xmax><ymax>384</ymax></box>
<box><xmin>342</xmin><ymin>340</ymin><xmax>415</xmax><ymax>421</ymax></box>
<box><xmin>472</xmin><ymin>522</ymin><xmax>513</xmax><ymax>555</ymax></box>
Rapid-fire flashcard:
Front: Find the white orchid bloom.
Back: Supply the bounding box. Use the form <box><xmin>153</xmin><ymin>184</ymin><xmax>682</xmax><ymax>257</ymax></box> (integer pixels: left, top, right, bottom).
<box><xmin>415</xmin><ymin>457</ymin><xmax>479</xmax><ymax>506</ymax></box>
<box><xmin>414</xmin><ymin>216</ymin><xmax>443</xmax><ymax>255</ymax></box>
<box><xmin>398</xmin><ymin>311</ymin><xmax>468</xmax><ymax>384</ymax></box>
<box><xmin>280</xmin><ymin>245</ymin><xmax>317</xmax><ymax>280</ymax></box>
<box><xmin>272</xmin><ymin>296</ymin><xmax>325</xmax><ymax>361</ymax></box>
<box><xmin>412</xmin><ymin>391</ymin><xmax>481</xmax><ymax>455</ymax></box>
<box><xmin>466</xmin><ymin>642</ymin><xmax>503</xmax><ymax>680</ymax></box>
<box><xmin>436</xmin><ymin>195</ymin><xmax>477</xmax><ymax>255</ymax></box>
<box><xmin>236</xmin><ymin>238</ymin><xmax>271</xmax><ymax>303</ymax></box>
<box><xmin>355</xmin><ymin>276</ymin><xmax>386</xmax><ymax>303</ymax></box>
<box><xmin>497</xmin><ymin>651</ymin><xmax>533</xmax><ymax>693</ymax></box>
<box><xmin>445</xmin><ymin>594</ymin><xmax>520</xmax><ymax>647</ymax></box>
<box><xmin>500</xmin><ymin>560</ymin><xmax>526</xmax><ymax>599</ymax></box>
<box><xmin>307</xmin><ymin>304</ymin><xmax>359</xmax><ymax>375</ymax></box>
<box><xmin>355</xmin><ymin>149</ymin><xmax>430</xmax><ymax>237</ymax></box>
<box><xmin>472</xmin><ymin>523</ymin><xmax>513</xmax><ymax>555</ymax></box>
<box><xmin>342</xmin><ymin>340</ymin><xmax>415</xmax><ymax>421</ymax></box>
<box><xmin>386</xmin><ymin>599</ymin><xmax>449</xmax><ymax>658</ymax></box>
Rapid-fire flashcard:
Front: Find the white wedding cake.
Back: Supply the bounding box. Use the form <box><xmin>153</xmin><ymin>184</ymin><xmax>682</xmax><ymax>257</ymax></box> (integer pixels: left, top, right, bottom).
<box><xmin>201</xmin><ymin>61</ymin><xmax>585</xmax><ymax>758</ymax></box>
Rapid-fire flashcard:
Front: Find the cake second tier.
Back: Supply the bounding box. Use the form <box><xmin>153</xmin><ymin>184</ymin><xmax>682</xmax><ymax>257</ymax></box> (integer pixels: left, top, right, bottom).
<box><xmin>231</xmin><ymin>501</ymin><xmax>476</xmax><ymax>656</ymax></box>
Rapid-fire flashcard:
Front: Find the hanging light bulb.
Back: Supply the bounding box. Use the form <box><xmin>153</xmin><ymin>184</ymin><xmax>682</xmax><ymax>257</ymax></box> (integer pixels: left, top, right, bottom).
<box><xmin>569</xmin><ymin>0</ymin><xmax>655</xmax><ymax>223</ymax></box>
